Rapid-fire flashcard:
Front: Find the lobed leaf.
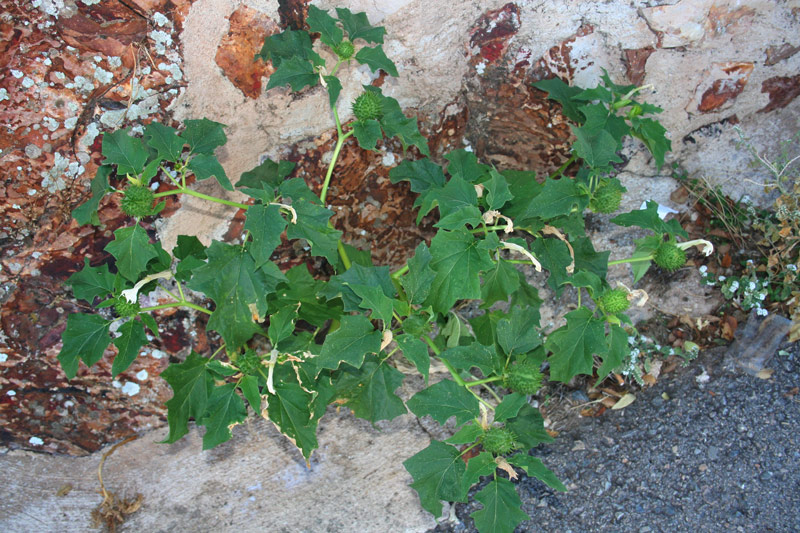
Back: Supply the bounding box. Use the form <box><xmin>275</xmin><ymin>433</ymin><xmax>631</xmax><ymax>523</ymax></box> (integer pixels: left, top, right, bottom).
<box><xmin>105</xmin><ymin>225</ymin><xmax>158</xmax><ymax>282</ymax></box>
<box><xmin>111</xmin><ymin>319</ymin><xmax>147</xmax><ymax>376</ymax></box>
<box><xmin>406</xmin><ymin>378</ymin><xmax>480</xmax><ymax>426</ymax></box>
<box><xmin>471</xmin><ymin>478</ymin><xmax>530</xmax><ymax>533</ymax></box>
<box><xmin>160</xmin><ymin>351</ymin><xmax>212</xmax><ymax>443</ymax></box>
<box><xmin>72</xmin><ymin>165</ymin><xmax>112</xmax><ymax>226</ymax></box>
<box><xmin>403</xmin><ymin>440</ymin><xmax>467</xmax><ymax>517</ymax></box>
<box><xmin>58</xmin><ymin>313</ymin><xmax>111</xmax><ymax>378</ymax></box>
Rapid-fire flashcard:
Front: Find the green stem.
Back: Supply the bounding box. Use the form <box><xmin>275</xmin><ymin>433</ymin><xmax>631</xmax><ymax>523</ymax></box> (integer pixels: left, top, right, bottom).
<box><xmin>320</xmin><ymin>131</ymin><xmax>354</xmax><ymax>204</ymax></box>
<box><xmin>464</xmin><ymin>376</ymin><xmax>503</xmax><ymax>387</ymax></box>
<box><xmin>470</xmin><ymin>224</ymin><xmax>511</xmax><ymax>234</ymax></box>
<box><xmin>459</xmin><ymin>442</ymin><xmax>480</xmax><ymax>457</ymax></box>
<box><xmin>336</xmin><ymin>240</ymin><xmax>352</xmax><ymax>270</ymax></box>
<box><xmin>391</xmin><ymin>264</ymin><xmax>409</xmax><ymax>279</ymax></box>
<box><xmin>180</xmin><ymin>188</ymin><xmax>251</xmax><ymax>210</ymax></box>
<box><xmin>548</xmin><ymin>154</ymin><xmax>577</xmax><ymax>180</ymax></box>
<box><xmin>209</xmin><ymin>344</ymin><xmax>226</xmax><ymax>361</ymax></box>
<box><xmin>140</xmin><ymin>301</ymin><xmax>212</xmax><ymax>315</ymax></box>
<box><xmin>608</xmin><ymin>255</ymin><xmax>654</xmax><ymax>266</ymax></box>
<box><xmin>481</xmin><ymin>383</ymin><xmax>502</xmax><ymax>404</ymax></box>
<box><xmin>422</xmin><ymin>335</ymin><xmax>469</xmax><ymax>387</ymax></box>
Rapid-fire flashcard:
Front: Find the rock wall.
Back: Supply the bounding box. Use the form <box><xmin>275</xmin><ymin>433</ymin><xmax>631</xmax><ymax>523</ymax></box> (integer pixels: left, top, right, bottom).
<box><xmin>1</xmin><ymin>0</ymin><xmax>798</xmax><ymax>454</ymax></box>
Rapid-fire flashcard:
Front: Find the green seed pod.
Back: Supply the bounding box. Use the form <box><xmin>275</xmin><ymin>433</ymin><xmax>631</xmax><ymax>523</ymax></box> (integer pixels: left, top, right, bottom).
<box><xmin>114</xmin><ymin>298</ymin><xmax>141</xmax><ymax>318</ymax></box>
<box><xmin>120</xmin><ymin>185</ymin><xmax>155</xmax><ymax>218</ymax></box>
<box><xmin>481</xmin><ymin>427</ymin><xmax>516</xmax><ymax>455</ymax></box>
<box><xmin>334</xmin><ymin>39</ymin><xmax>355</xmax><ymax>60</ymax></box>
<box><xmin>503</xmin><ymin>361</ymin><xmax>543</xmax><ymax>395</ymax></box>
<box><xmin>654</xmin><ymin>242</ymin><xmax>687</xmax><ymax>272</ymax></box>
<box><xmin>597</xmin><ymin>288</ymin><xmax>631</xmax><ymax>315</ymax></box>
<box><xmin>352</xmin><ymin>91</ymin><xmax>383</xmax><ymax>122</ymax></box>
<box><xmin>589</xmin><ymin>183</ymin><xmax>624</xmax><ymax>214</ymax></box>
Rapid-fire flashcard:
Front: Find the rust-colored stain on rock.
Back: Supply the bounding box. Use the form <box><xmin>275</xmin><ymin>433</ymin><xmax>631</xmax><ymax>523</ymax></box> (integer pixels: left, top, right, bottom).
<box><xmin>277</xmin><ymin>0</ymin><xmax>311</xmax><ymax>31</ymax></box>
<box><xmin>696</xmin><ymin>62</ymin><xmax>754</xmax><ymax>113</ymax></box>
<box><xmin>469</xmin><ymin>3</ymin><xmax>521</xmax><ymax>64</ymax></box>
<box><xmin>215</xmin><ymin>6</ymin><xmax>278</xmax><ymax>99</ymax></box>
<box><xmin>622</xmin><ymin>47</ymin><xmax>655</xmax><ymax>86</ymax></box>
<box><xmin>759</xmin><ymin>74</ymin><xmax>800</xmax><ymax>114</ymax></box>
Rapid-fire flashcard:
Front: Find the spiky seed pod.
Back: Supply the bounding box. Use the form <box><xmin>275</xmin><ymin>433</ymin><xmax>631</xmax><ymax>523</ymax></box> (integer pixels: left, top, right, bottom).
<box><xmin>334</xmin><ymin>40</ymin><xmax>355</xmax><ymax>60</ymax></box>
<box><xmin>503</xmin><ymin>361</ymin><xmax>544</xmax><ymax>395</ymax></box>
<box><xmin>589</xmin><ymin>183</ymin><xmax>624</xmax><ymax>214</ymax></box>
<box><xmin>481</xmin><ymin>427</ymin><xmax>517</xmax><ymax>455</ymax></box>
<box><xmin>597</xmin><ymin>288</ymin><xmax>631</xmax><ymax>315</ymax></box>
<box><xmin>654</xmin><ymin>242</ymin><xmax>687</xmax><ymax>272</ymax></box>
<box><xmin>352</xmin><ymin>91</ymin><xmax>383</xmax><ymax>122</ymax></box>
<box><xmin>120</xmin><ymin>185</ymin><xmax>155</xmax><ymax>217</ymax></box>
<box><xmin>114</xmin><ymin>298</ymin><xmax>141</xmax><ymax>318</ymax></box>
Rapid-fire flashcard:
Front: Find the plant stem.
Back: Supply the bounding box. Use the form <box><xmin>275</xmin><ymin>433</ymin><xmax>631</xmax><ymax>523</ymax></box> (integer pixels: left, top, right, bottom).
<box><xmin>153</xmin><ymin>187</ymin><xmax>250</xmax><ymax>210</ymax></box>
<box><xmin>391</xmin><ymin>264</ymin><xmax>409</xmax><ymax>279</ymax></box>
<box><xmin>464</xmin><ymin>376</ymin><xmax>503</xmax><ymax>387</ymax></box>
<box><xmin>140</xmin><ymin>301</ymin><xmax>212</xmax><ymax>315</ymax></box>
<box><xmin>470</xmin><ymin>224</ymin><xmax>511</xmax><ymax>234</ymax></box>
<box><xmin>548</xmin><ymin>154</ymin><xmax>577</xmax><ymax>180</ymax></box>
<box><xmin>607</xmin><ymin>255</ymin><xmax>654</xmax><ymax>266</ymax></box>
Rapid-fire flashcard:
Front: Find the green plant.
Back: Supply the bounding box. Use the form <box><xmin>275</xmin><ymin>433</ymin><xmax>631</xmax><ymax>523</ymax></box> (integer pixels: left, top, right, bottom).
<box><xmin>58</xmin><ymin>8</ymin><xmax>702</xmax><ymax>531</ymax></box>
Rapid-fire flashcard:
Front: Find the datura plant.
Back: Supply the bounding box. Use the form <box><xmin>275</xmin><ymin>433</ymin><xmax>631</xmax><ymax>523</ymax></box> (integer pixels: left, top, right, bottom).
<box><xmin>60</xmin><ymin>7</ymin><xmax>710</xmax><ymax>532</ymax></box>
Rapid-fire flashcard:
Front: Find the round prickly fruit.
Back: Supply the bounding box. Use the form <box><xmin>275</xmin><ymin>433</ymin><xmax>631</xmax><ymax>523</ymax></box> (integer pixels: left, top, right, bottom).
<box><xmin>654</xmin><ymin>242</ymin><xmax>687</xmax><ymax>272</ymax></box>
<box><xmin>352</xmin><ymin>91</ymin><xmax>383</xmax><ymax>122</ymax></box>
<box><xmin>114</xmin><ymin>298</ymin><xmax>141</xmax><ymax>318</ymax></box>
<box><xmin>481</xmin><ymin>427</ymin><xmax>516</xmax><ymax>455</ymax></box>
<box><xmin>503</xmin><ymin>361</ymin><xmax>543</xmax><ymax>395</ymax></box>
<box><xmin>589</xmin><ymin>183</ymin><xmax>623</xmax><ymax>214</ymax></box>
<box><xmin>597</xmin><ymin>288</ymin><xmax>630</xmax><ymax>315</ymax></box>
<box><xmin>120</xmin><ymin>185</ymin><xmax>154</xmax><ymax>217</ymax></box>
<box><xmin>334</xmin><ymin>39</ymin><xmax>355</xmax><ymax>60</ymax></box>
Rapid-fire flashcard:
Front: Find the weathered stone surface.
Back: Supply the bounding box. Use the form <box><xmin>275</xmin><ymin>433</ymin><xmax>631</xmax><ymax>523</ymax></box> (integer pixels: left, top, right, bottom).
<box><xmin>759</xmin><ymin>74</ymin><xmax>800</xmax><ymax>114</ymax></box>
<box><xmin>692</xmin><ymin>62</ymin><xmax>754</xmax><ymax>113</ymax></box>
<box><xmin>214</xmin><ymin>5</ymin><xmax>277</xmax><ymax>99</ymax></box>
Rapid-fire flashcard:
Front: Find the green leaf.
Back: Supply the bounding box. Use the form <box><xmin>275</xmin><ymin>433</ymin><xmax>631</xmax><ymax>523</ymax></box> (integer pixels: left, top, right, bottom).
<box><xmin>268</xmin><ymin>265</ymin><xmax>342</xmax><ymax>327</ymax></box>
<box><xmin>279</xmin><ymin>177</ymin><xmax>320</xmax><ymax>204</ymax></box>
<box><xmin>199</xmin><ymin>383</ymin><xmax>247</xmax><ymax>450</ymax></box>
<box><xmin>510</xmin><ymin>271</ymin><xmax>543</xmax><ymax>311</ymax></box>
<box><xmin>462</xmin><ymin>451</ymin><xmax>498</xmax><ymax>494</ymax></box>
<box><xmin>579</xmin><ymin>103</ymin><xmax>629</xmax><ymax>147</ymax></box>
<box><xmin>530</xmin><ymin>237</ymin><xmax>572</xmax><ymax>294</ymax></box>
<box><xmin>256</xmin><ymin>29</ymin><xmax>323</xmax><ymax>68</ymax></box>
<box><xmin>520</xmin><ymin>177</ymin><xmax>589</xmax><ymax>220</ymax></box>
<box><xmin>266</xmin><ymin>56</ymin><xmax>319</xmax><ymax>92</ymax></box>
<box><xmin>426</xmin><ymin>229</ymin><xmax>495</xmax><ymax>314</ymax></box>
<box><xmin>349</xmin><ymin>283</ymin><xmax>394</xmax><ymax>324</ymax></box>
<box><xmin>266</xmin><ymin>367</ymin><xmax>319</xmax><ymax>459</ymax></box>
<box><xmin>139</xmin><ymin>312</ymin><xmax>159</xmax><ymax>337</ymax></box>
<box><xmin>58</xmin><ymin>313</ymin><xmax>111</xmax><ymax>378</ymax></box>
<box><xmin>239</xmin><ymin>374</ymin><xmax>261</xmax><ymax>413</ymax></box>
<box><xmin>571</xmin><ymin>124</ymin><xmax>623</xmax><ymax>169</ymax></box>
<box><xmin>533</xmin><ymin>77</ymin><xmax>585</xmax><ymax>123</ymax></box>
<box><xmin>471</xmin><ymin>478</ymin><xmax>530</xmax><ymax>533</ymax></box>
<box><xmin>355</xmin><ymin>45</ymin><xmax>398</xmax><ymax>77</ymax></box>
<box><xmin>268</xmin><ymin>306</ymin><xmax>297</xmax><ymax>347</ymax></box>
<box><xmin>188</xmin><ymin>241</ymin><xmax>286</xmax><ymax>349</ymax></box>
<box><xmin>105</xmin><ymin>225</ymin><xmax>158</xmax><ymax>282</ymax></box>
<box><xmin>508</xmin><ymin>453</ymin><xmax>566</xmax><ymax>492</ymax></box>
<box><xmin>102</xmin><ymin>128</ymin><xmax>148</xmax><ymax>175</ymax></box>
<box><xmin>444</xmin><ymin>149</ymin><xmax>490</xmax><ymax>183</ymax></box>
<box><xmin>597</xmin><ymin>324</ymin><xmax>629</xmax><ymax>381</ymax></box>
<box><xmin>396</xmin><ymin>334</ymin><xmax>430</xmax><ymax>384</ymax></box>
<box><xmin>407</xmin><ymin>378</ymin><xmax>480</xmax><ymax>426</ymax></box>
<box><xmin>321</xmin><ymin>263</ymin><xmax>394</xmax><ymax>311</ymax></box>
<box><xmin>438</xmin><ymin>344</ymin><xmax>496</xmax><ymax>377</ymax></box>
<box><xmin>632</xmin><ymin>117</ymin><xmax>671</xmax><ymax>170</ymax></box>
<box><xmin>181</xmin><ymin>118</ymin><xmax>227</xmax><ymax>155</ymax></box>
<box><xmin>494</xmin><ymin>392</ymin><xmax>527</xmax><ymax>422</ymax></box>
<box><xmin>316</xmin><ymin>314</ymin><xmax>381</xmax><ymax>371</ymax></box>
<box><xmin>173</xmin><ymin>234</ymin><xmax>206</xmax><ymax>260</ymax></box>
<box><xmin>324</xmin><ymin>75</ymin><xmax>342</xmax><ymax>108</ymax></box>
<box><xmin>111</xmin><ymin>319</ymin><xmax>147</xmax><ymax>376</ymax></box>
<box><xmin>630</xmin><ymin>234</ymin><xmax>661</xmax><ymax>283</ymax></box>
<box><xmin>244</xmin><ymin>203</ymin><xmax>287</xmax><ymax>269</ymax></box>
<box><xmin>307</xmin><ymin>5</ymin><xmax>342</xmax><ymax>47</ymax></box>
<box><xmin>403</xmin><ymin>441</ymin><xmax>467</xmax><ymax>517</ymax></box>
<box><xmin>496</xmin><ymin>305</ymin><xmax>542</xmax><ymax>357</ymax></box>
<box><xmin>572</xmin><ymin>236</ymin><xmax>610</xmax><ymax>280</ymax></box>
<box><xmin>286</xmin><ymin>198</ymin><xmax>342</xmax><ymax>264</ymax></box>
<box><xmin>505</xmin><ymin>404</ymin><xmax>553</xmax><ymax>449</ymax></box>
<box><xmin>432</xmin><ymin>176</ymin><xmax>482</xmax><ymax>230</ymax></box>
<box><xmin>237</xmin><ymin>158</ymin><xmax>294</xmax><ymax>201</ymax></box>
<box><xmin>545</xmin><ymin>306</ymin><xmax>607</xmax><ymax>382</ymax></box>
<box><xmin>380</xmin><ymin>108</ymin><xmax>429</xmax><ymax>156</ymax></box>
<box><xmin>480</xmin><ymin>260</ymin><xmax>520</xmax><ymax>308</ymax></box>
<box><xmin>352</xmin><ymin>118</ymin><xmax>383</xmax><ymax>152</ymax></box>
<box><xmin>144</xmin><ymin>122</ymin><xmax>184</xmax><ymax>162</ymax></box>
<box><xmin>389</xmin><ymin>158</ymin><xmax>446</xmax><ymax>193</ymax></box>
<box><xmin>485</xmin><ymin>168</ymin><xmax>513</xmax><ymax>210</ymax></box>
<box><xmin>187</xmin><ymin>153</ymin><xmax>233</xmax><ymax>191</ymax></box>
<box><xmin>160</xmin><ymin>351</ymin><xmax>211</xmax><ymax>443</ymax></box>
<box><xmin>67</xmin><ymin>258</ymin><xmax>116</xmax><ymax>302</ymax></box>
<box><xmin>336</xmin><ymin>8</ymin><xmax>386</xmax><ymax>43</ymax></box>
<box><xmin>402</xmin><ymin>242</ymin><xmax>437</xmax><ymax>305</ymax></box>
<box><xmin>443</xmin><ymin>424</ymin><xmax>482</xmax><ymax>447</ymax></box>
<box><xmin>610</xmin><ymin>200</ymin><xmax>688</xmax><ymax>239</ymax></box>
<box><xmin>72</xmin><ymin>165</ymin><xmax>112</xmax><ymax>226</ymax></box>
<box><xmin>332</xmin><ymin>355</ymin><xmax>406</xmax><ymax>423</ymax></box>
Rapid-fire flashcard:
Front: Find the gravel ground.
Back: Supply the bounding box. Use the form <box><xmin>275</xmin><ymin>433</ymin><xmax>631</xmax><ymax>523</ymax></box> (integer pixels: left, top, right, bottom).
<box><xmin>431</xmin><ymin>337</ymin><xmax>800</xmax><ymax>533</ymax></box>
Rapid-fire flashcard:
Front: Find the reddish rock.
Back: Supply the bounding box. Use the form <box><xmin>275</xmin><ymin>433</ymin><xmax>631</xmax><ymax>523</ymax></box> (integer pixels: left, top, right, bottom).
<box><xmin>56</xmin><ymin>1</ymin><xmax>148</xmax><ymax>58</ymax></box>
<box><xmin>765</xmin><ymin>43</ymin><xmax>800</xmax><ymax>66</ymax></box>
<box><xmin>277</xmin><ymin>0</ymin><xmax>312</xmax><ymax>31</ymax></box>
<box><xmin>469</xmin><ymin>3</ymin><xmax>521</xmax><ymax>65</ymax></box>
<box><xmin>215</xmin><ymin>6</ymin><xmax>278</xmax><ymax>99</ymax></box>
<box><xmin>529</xmin><ymin>24</ymin><xmax>595</xmax><ymax>83</ymax></box>
<box><xmin>695</xmin><ymin>62</ymin><xmax>754</xmax><ymax>113</ymax></box>
<box><xmin>623</xmin><ymin>47</ymin><xmax>655</xmax><ymax>86</ymax></box>
<box><xmin>759</xmin><ymin>74</ymin><xmax>800</xmax><ymax>114</ymax></box>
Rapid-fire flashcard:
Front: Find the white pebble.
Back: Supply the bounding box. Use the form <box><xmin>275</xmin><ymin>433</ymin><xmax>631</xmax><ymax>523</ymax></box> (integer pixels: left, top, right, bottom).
<box><xmin>121</xmin><ymin>382</ymin><xmax>140</xmax><ymax>396</ymax></box>
<box><xmin>29</xmin><ymin>436</ymin><xmax>44</xmax><ymax>446</ymax></box>
<box><xmin>136</xmin><ymin>369</ymin><xmax>149</xmax><ymax>381</ymax></box>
